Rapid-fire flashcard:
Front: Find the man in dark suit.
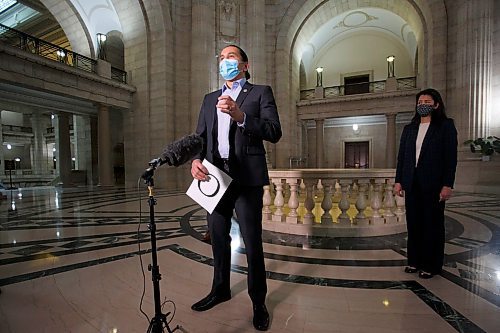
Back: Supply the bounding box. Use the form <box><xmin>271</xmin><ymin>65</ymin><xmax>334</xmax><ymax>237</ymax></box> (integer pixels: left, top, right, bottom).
<box><xmin>394</xmin><ymin>88</ymin><xmax>457</xmax><ymax>279</ymax></box>
<box><xmin>190</xmin><ymin>44</ymin><xmax>281</xmax><ymax>331</ymax></box>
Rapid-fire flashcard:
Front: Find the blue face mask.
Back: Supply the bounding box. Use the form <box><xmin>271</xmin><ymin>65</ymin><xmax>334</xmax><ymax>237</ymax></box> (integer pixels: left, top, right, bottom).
<box><xmin>219</xmin><ymin>59</ymin><xmax>240</xmax><ymax>81</ymax></box>
<box><xmin>416</xmin><ymin>104</ymin><xmax>434</xmax><ymax>117</ymax></box>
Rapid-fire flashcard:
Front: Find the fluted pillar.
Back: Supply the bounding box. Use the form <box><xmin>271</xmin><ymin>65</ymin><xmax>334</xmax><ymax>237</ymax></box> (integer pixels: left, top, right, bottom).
<box><xmin>98</xmin><ymin>104</ymin><xmax>113</xmax><ymax>186</ymax></box>
<box><xmin>448</xmin><ymin>0</ymin><xmax>494</xmax><ymax>141</ymax></box>
<box><xmin>315</xmin><ymin>119</ymin><xmax>324</xmax><ymax>168</ymax></box>
<box><xmin>56</xmin><ymin>113</ymin><xmax>72</xmax><ymax>187</ymax></box>
<box><xmin>385</xmin><ymin>113</ymin><xmax>397</xmax><ymax>168</ymax></box>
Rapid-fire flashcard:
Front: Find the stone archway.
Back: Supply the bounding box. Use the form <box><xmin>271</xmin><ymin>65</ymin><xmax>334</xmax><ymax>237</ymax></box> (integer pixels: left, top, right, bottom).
<box><xmin>39</xmin><ymin>0</ymin><xmax>94</xmax><ymax>57</ymax></box>
<box><xmin>270</xmin><ymin>0</ymin><xmax>447</xmax><ymax>168</ymax></box>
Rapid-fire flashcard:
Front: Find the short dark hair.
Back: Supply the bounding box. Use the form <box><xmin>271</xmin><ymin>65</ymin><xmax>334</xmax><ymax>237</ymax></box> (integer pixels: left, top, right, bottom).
<box><xmin>412</xmin><ymin>88</ymin><xmax>448</xmax><ymax>124</ymax></box>
<box><xmin>225</xmin><ymin>44</ymin><xmax>250</xmax><ymax>80</ymax></box>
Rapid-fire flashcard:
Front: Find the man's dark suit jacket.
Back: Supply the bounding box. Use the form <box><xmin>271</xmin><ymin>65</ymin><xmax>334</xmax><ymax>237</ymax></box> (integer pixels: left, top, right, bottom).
<box><xmin>195</xmin><ymin>81</ymin><xmax>282</xmax><ymax>187</ymax></box>
<box><xmin>395</xmin><ymin>118</ymin><xmax>457</xmax><ymax>193</ymax></box>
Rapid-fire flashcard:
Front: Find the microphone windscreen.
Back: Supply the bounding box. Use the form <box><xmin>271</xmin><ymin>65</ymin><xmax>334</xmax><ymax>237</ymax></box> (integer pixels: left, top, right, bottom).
<box><xmin>161</xmin><ymin>134</ymin><xmax>203</xmax><ymax>167</ymax></box>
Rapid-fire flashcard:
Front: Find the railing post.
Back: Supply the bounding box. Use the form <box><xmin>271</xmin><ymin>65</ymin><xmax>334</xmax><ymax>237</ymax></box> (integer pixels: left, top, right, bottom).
<box><xmin>383</xmin><ymin>180</ymin><xmax>397</xmax><ymax>223</ymax></box>
<box><xmin>320</xmin><ymin>179</ymin><xmax>334</xmax><ymax>224</ymax></box>
<box><xmin>262</xmin><ymin>185</ymin><xmax>272</xmax><ymax>222</ymax></box>
<box><xmin>337</xmin><ymin>180</ymin><xmax>351</xmax><ymax>225</ymax></box>
<box><xmin>354</xmin><ymin>180</ymin><xmax>369</xmax><ymax>225</ymax></box>
<box><xmin>370</xmin><ymin>180</ymin><xmax>384</xmax><ymax>225</ymax></box>
<box><xmin>303</xmin><ymin>178</ymin><xmax>316</xmax><ymax>225</ymax></box>
<box><xmin>286</xmin><ymin>178</ymin><xmax>300</xmax><ymax>224</ymax></box>
<box><xmin>272</xmin><ymin>179</ymin><xmax>285</xmax><ymax>222</ymax></box>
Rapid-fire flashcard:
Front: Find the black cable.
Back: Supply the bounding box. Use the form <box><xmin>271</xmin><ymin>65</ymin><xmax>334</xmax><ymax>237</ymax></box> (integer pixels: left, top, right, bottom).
<box><xmin>137</xmin><ymin>177</ymin><xmax>150</xmax><ymax>323</ymax></box>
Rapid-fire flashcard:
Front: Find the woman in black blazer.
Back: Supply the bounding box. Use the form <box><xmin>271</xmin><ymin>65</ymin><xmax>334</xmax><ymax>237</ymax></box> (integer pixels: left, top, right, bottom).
<box><xmin>394</xmin><ymin>88</ymin><xmax>458</xmax><ymax>279</ymax></box>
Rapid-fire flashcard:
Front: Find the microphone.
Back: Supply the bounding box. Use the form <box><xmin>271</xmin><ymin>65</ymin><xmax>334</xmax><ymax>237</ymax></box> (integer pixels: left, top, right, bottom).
<box><xmin>158</xmin><ymin>133</ymin><xmax>203</xmax><ymax>167</ymax></box>
<box><xmin>142</xmin><ymin>133</ymin><xmax>203</xmax><ymax>181</ymax></box>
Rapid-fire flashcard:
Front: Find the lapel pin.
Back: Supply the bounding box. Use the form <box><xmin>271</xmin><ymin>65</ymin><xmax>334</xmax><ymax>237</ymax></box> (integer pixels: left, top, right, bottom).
<box><xmin>243</xmin><ymin>89</ymin><xmax>247</xmax><ymax>92</ymax></box>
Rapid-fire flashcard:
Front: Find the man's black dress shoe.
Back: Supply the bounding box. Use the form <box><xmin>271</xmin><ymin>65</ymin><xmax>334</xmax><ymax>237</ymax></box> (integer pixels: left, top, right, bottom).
<box><xmin>253</xmin><ymin>304</ymin><xmax>269</xmax><ymax>331</ymax></box>
<box><xmin>191</xmin><ymin>292</ymin><xmax>231</xmax><ymax>312</ymax></box>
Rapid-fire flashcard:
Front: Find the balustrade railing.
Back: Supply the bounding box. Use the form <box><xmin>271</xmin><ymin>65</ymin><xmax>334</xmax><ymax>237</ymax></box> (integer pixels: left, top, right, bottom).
<box><xmin>111</xmin><ymin>67</ymin><xmax>127</xmax><ymax>83</ymax></box>
<box><xmin>397</xmin><ymin>76</ymin><xmax>417</xmax><ymax>89</ymax></box>
<box><xmin>2</xmin><ymin>124</ymin><xmax>32</xmax><ymax>133</ymax></box>
<box><xmin>0</xmin><ymin>23</ymin><xmax>127</xmax><ymax>83</ymax></box>
<box><xmin>300</xmin><ymin>77</ymin><xmax>417</xmax><ymax>101</ymax></box>
<box><xmin>263</xmin><ymin>169</ymin><xmax>406</xmax><ymax>236</ymax></box>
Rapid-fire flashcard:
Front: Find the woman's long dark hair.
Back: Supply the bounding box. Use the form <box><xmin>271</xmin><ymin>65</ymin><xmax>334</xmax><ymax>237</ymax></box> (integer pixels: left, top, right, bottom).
<box><xmin>411</xmin><ymin>88</ymin><xmax>448</xmax><ymax>124</ymax></box>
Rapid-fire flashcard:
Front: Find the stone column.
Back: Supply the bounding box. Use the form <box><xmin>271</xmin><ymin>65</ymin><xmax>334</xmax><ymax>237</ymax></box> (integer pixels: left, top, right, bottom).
<box><xmin>56</xmin><ymin>113</ymin><xmax>72</xmax><ymax>187</ymax></box>
<box><xmin>448</xmin><ymin>0</ymin><xmax>494</xmax><ymax>141</ymax></box>
<box><xmin>315</xmin><ymin>119</ymin><xmax>324</xmax><ymax>168</ymax></box>
<box><xmin>98</xmin><ymin>104</ymin><xmax>114</xmax><ymax>186</ymax></box>
<box><xmin>246</xmin><ymin>0</ymin><xmax>266</xmax><ymax>84</ymax></box>
<box><xmin>30</xmin><ymin>113</ymin><xmax>46</xmax><ymax>175</ymax></box>
<box><xmin>385</xmin><ymin>113</ymin><xmax>397</xmax><ymax>168</ymax></box>
<box><xmin>73</xmin><ymin>115</ymin><xmax>93</xmax><ymax>185</ymax></box>
<box><xmin>0</xmin><ymin>111</ymin><xmax>4</xmax><ymax>176</ymax></box>
<box><xmin>191</xmin><ymin>0</ymin><xmax>216</xmax><ymax>131</ymax></box>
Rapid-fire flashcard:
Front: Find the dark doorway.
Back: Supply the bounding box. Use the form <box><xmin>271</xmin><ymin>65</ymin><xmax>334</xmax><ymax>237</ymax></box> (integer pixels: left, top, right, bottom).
<box><xmin>344</xmin><ymin>74</ymin><xmax>369</xmax><ymax>95</ymax></box>
<box><xmin>345</xmin><ymin>141</ymin><xmax>369</xmax><ymax>168</ymax></box>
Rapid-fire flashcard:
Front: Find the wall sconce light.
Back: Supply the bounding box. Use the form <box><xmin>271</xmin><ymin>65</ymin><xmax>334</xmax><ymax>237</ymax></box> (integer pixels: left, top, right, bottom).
<box><xmin>6</xmin><ymin>144</ymin><xmax>12</xmax><ymax>150</ymax></box>
<box><xmin>14</xmin><ymin>157</ymin><xmax>20</xmax><ymax>162</ymax></box>
<box><xmin>97</xmin><ymin>33</ymin><xmax>107</xmax><ymax>60</ymax></box>
<box><xmin>352</xmin><ymin>124</ymin><xmax>360</xmax><ymax>135</ymax></box>
<box><xmin>56</xmin><ymin>49</ymin><xmax>66</xmax><ymax>62</ymax></box>
<box><xmin>316</xmin><ymin>67</ymin><xmax>324</xmax><ymax>87</ymax></box>
<box><xmin>386</xmin><ymin>55</ymin><xmax>395</xmax><ymax>78</ymax></box>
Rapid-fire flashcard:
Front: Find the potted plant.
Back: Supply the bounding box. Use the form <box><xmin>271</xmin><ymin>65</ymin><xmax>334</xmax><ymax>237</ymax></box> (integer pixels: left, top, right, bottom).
<box><xmin>464</xmin><ymin>136</ymin><xmax>500</xmax><ymax>161</ymax></box>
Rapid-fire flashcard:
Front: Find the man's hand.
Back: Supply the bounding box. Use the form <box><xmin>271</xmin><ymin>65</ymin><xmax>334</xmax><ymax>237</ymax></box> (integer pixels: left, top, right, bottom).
<box><xmin>191</xmin><ymin>159</ymin><xmax>208</xmax><ymax>181</ymax></box>
<box><xmin>439</xmin><ymin>186</ymin><xmax>452</xmax><ymax>202</ymax></box>
<box><xmin>393</xmin><ymin>183</ymin><xmax>404</xmax><ymax>197</ymax></box>
<box><xmin>217</xmin><ymin>95</ymin><xmax>244</xmax><ymax>123</ymax></box>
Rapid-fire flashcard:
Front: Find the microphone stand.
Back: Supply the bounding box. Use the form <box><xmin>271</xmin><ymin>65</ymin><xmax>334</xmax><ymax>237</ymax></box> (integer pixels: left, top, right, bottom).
<box><xmin>141</xmin><ymin>159</ymin><xmax>180</xmax><ymax>333</ymax></box>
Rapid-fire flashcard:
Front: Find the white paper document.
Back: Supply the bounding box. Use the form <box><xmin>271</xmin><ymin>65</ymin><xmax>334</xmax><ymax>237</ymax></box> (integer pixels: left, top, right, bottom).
<box><xmin>186</xmin><ymin>159</ymin><xmax>232</xmax><ymax>214</ymax></box>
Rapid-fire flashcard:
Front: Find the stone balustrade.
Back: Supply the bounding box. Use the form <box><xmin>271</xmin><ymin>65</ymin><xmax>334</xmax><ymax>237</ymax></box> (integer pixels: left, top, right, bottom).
<box><xmin>263</xmin><ymin>169</ymin><xmax>406</xmax><ymax>237</ymax></box>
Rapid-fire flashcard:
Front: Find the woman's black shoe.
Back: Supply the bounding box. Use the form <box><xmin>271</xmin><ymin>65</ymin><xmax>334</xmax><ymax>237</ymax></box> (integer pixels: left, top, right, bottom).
<box><xmin>418</xmin><ymin>271</ymin><xmax>434</xmax><ymax>279</ymax></box>
<box><xmin>253</xmin><ymin>304</ymin><xmax>270</xmax><ymax>331</ymax></box>
<box><xmin>404</xmin><ymin>266</ymin><xmax>418</xmax><ymax>273</ymax></box>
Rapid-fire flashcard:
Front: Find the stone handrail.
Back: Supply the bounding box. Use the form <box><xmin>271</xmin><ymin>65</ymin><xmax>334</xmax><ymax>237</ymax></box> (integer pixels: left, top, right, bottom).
<box><xmin>263</xmin><ymin>169</ymin><xmax>406</xmax><ymax>237</ymax></box>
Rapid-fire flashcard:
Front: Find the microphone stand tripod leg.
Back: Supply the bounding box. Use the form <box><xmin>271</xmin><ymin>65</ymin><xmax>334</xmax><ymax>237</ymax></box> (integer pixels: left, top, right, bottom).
<box><xmin>142</xmin><ymin>173</ymin><xmax>180</xmax><ymax>333</ymax></box>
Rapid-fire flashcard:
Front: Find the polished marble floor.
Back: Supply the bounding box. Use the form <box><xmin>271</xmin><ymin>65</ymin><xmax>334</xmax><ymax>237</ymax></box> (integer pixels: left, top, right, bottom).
<box><xmin>0</xmin><ymin>186</ymin><xmax>499</xmax><ymax>332</ymax></box>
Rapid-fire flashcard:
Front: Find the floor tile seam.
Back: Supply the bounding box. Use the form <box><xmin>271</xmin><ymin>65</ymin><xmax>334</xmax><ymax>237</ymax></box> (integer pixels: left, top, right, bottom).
<box><xmin>262</xmin><ymin>244</ymin><xmax>406</xmax><ymax>259</ymax></box>
<box><xmin>0</xmin><ymin>225</ymin><xmax>185</xmax><ymax>249</ymax></box>
<box><xmin>0</xmin><ymin>233</ymin><xmax>188</xmax><ymax>266</ymax></box>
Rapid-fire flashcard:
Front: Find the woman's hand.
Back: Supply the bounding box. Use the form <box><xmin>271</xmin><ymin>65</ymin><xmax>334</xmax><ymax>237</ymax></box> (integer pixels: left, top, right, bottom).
<box><xmin>440</xmin><ymin>186</ymin><xmax>452</xmax><ymax>202</ymax></box>
<box><xmin>393</xmin><ymin>183</ymin><xmax>404</xmax><ymax>197</ymax></box>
